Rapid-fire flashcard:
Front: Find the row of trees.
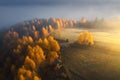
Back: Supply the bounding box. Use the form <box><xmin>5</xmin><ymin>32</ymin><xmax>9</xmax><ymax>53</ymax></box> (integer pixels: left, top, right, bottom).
<box><xmin>11</xmin><ymin>18</ymin><xmax>76</xmax><ymax>37</ymax></box>
<box><xmin>2</xmin><ymin>34</ymin><xmax>61</xmax><ymax>80</ymax></box>
<box><xmin>0</xmin><ymin>20</ymin><xmax>62</xmax><ymax>80</ymax></box>
<box><xmin>0</xmin><ymin>18</ymin><xmax>96</xmax><ymax>80</ymax></box>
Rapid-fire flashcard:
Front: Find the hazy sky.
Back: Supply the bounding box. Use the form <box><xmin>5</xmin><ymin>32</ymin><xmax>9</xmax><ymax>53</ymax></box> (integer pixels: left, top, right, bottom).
<box><xmin>0</xmin><ymin>0</ymin><xmax>120</xmax><ymax>6</ymax></box>
<box><xmin>0</xmin><ymin>0</ymin><xmax>120</xmax><ymax>28</ymax></box>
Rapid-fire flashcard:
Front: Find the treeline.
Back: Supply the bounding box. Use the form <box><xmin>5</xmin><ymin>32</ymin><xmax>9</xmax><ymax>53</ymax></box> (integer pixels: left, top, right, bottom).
<box><xmin>0</xmin><ymin>17</ymin><xmax>98</xmax><ymax>80</ymax></box>
<box><xmin>75</xmin><ymin>17</ymin><xmax>106</xmax><ymax>29</ymax></box>
<box><xmin>0</xmin><ymin>18</ymin><xmax>72</xmax><ymax>80</ymax></box>
<box><xmin>0</xmin><ymin>29</ymin><xmax>68</xmax><ymax>80</ymax></box>
<box><xmin>10</xmin><ymin>18</ymin><xmax>76</xmax><ymax>38</ymax></box>
<box><xmin>7</xmin><ymin>17</ymin><xmax>106</xmax><ymax>38</ymax></box>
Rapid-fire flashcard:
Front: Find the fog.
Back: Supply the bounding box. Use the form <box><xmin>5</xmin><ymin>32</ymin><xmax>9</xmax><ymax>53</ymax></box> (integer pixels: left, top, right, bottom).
<box><xmin>60</xmin><ymin>28</ymin><xmax>120</xmax><ymax>80</ymax></box>
<box><xmin>0</xmin><ymin>4</ymin><xmax>120</xmax><ymax>29</ymax></box>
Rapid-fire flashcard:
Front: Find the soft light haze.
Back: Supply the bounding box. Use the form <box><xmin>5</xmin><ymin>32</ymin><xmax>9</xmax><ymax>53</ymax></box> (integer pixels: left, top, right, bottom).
<box><xmin>0</xmin><ymin>0</ymin><xmax>120</xmax><ymax>28</ymax></box>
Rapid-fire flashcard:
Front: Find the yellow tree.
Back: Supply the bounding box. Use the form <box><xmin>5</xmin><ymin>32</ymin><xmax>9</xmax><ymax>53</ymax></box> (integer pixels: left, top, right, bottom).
<box><xmin>24</xmin><ymin>56</ymin><xmax>36</xmax><ymax>70</ymax></box>
<box><xmin>28</xmin><ymin>36</ymin><xmax>33</xmax><ymax>43</ymax></box>
<box><xmin>18</xmin><ymin>66</ymin><xmax>26</xmax><ymax>75</ymax></box>
<box><xmin>20</xmin><ymin>36</ymin><xmax>33</xmax><ymax>45</ymax></box>
<box><xmin>84</xmin><ymin>31</ymin><xmax>90</xmax><ymax>45</ymax></box>
<box><xmin>27</xmin><ymin>45</ymin><xmax>45</xmax><ymax>66</ymax></box>
<box><xmin>78</xmin><ymin>33</ymin><xmax>84</xmax><ymax>44</ymax></box>
<box><xmin>42</xmin><ymin>38</ymin><xmax>50</xmax><ymax>50</ymax></box>
<box><xmin>38</xmin><ymin>38</ymin><xmax>42</xmax><ymax>44</ymax></box>
<box><xmin>78</xmin><ymin>31</ymin><xmax>94</xmax><ymax>45</ymax></box>
<box><xmin>47</xmin><ymin>51</ymin><xmax>59</xmax><ymax>64</ymax></box>
<box><xmin>42</xmin><ymin>27</ymin><xmax>49</xmax><ymax>38</ymax></box>
<box><xmin>18</xmin><ymin>66</ymin><xmax>39</xmax><ymax>80</ymax></box>
<box><xmin>19</xmin><ymin>74</ymin><xmax>25</xmax><ymax>80</ymax></box>
<box><xmin>48</xmin><ymin>36</ymin><xmax>60</xmax><ymax>51</ymax></box>
<box><xmin>34</xmin><ymin>76</ymin><xmax>41</xmax><ymax>80</ymax></box>
<box><xmin>48</xmin><ymin>25</ymin><xmax>54</xmax><ymax>32</ymax></box>
<box><xmin>88</xmin><ymin>32</ymin><xmax>94</xmax><ymax>45</ymax></box>
<box><xmin>25</xmin><ymin>70</ymin><xmax>32</xmax><ymax>79</ymax></box>
<box><xmin>33</xmin><ymin>31</ymin><xmax>39</xmax><ymax>40</ymax></box>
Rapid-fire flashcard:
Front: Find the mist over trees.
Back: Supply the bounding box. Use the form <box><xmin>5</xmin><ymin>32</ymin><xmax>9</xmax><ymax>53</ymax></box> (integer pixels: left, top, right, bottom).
<box><xmin>0</xmin><ymin>17</ymin><xmax>97</xmax><ymax>80</ymax></box>
<box><xmin>0</xmin><ymin>18</ymin><xmax>64</xmax><ymax>80</ymax></box>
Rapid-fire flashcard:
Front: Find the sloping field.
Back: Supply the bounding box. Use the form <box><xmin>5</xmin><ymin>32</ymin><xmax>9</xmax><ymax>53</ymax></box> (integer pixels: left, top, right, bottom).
<box><xmin>57</xmin><ymin>28</ymin><xmax>120</xmax><ymax>50</ymax></box>
<box><xmin>57</xmin><ymin>28</ymin><xmax>120</xmax><ymax>80</ymax></box>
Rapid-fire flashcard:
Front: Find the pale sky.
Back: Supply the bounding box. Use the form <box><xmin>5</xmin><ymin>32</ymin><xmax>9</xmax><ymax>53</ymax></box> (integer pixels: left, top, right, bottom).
<box><xmin>0</xmin><ymin>0</ymin><xmax>120</xmax><ymax>6</ymax></box>
<box><xmin>0</xmin><ymin>0</ymin><xmax>120</xmax><ymax>28</ymax></box>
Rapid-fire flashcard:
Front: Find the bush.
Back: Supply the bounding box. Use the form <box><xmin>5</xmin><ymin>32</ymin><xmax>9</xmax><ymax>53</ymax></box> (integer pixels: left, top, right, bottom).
<box><xmin>78</xmin><ymin>31</ymin><xmax>94</xmax><ymax>45</ymax></box>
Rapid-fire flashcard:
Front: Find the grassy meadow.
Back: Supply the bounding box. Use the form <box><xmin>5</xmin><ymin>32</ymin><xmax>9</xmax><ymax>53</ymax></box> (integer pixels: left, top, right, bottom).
<box><xmin>54</xmin><ymin>28</ymin><xmax>120</xmax><ymax>80</ymax></box>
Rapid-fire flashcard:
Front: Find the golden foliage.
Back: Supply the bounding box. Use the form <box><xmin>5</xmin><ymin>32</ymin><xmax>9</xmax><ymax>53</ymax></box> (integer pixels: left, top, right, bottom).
<box><xmin>42</xmin><ymin>27</ymin><xmax>49</xmax><ymax>38</ymax></box>
<box><xmin>13</xmin><ymin>44</ymin><xmax>22</xmax><ymax>54</ymax></box>
<box><xmin>17</xmin><ymin>66</ymin><xmax>42</xmax><ymax>80</ymax></box>
<box><xmin>19</xmin><ymin>74</ymin><xmax>25</xmax><ymax>80</ymax></box>
<box><xmin>34</xmin><ymin>76</ymin><xmax>41</xmax><ymax>80</ymax></box>
<box><xmin>47</xmin><ymin>51</ymin><xmax>59</xmax><ymax>64</ymax></box>
<box><xmin>48</xmin><ymin>25</ymin><xmax>54</xmax><ymax>32</ymax></box>
<box><xmin>21</xmin><ymin>36</ymin><xmax>28</xmax><ymax>45</ymax></box>
<box><xmin>89</xmin><ymin>33</ymin><xmax>94</xmax><ymax>45</ymax></box>
<box><xmin>38</xmin><ymin>38</ymin><xmax>42</xmax><ymax>44</ymax></box>
<box><xmin>27</xmin><ymin>45</ymin><xmax>35</xmax><ymax>58</ymax></box>
<box><xmin>27</xmin><ymin>45</ymin><xmax>45</xmax><ymax>65</ymax></box>
<box><xmin>18</xmin><ymin>66</ymin><xmax>26</xmax><ymax>75</ymax></box>
<box><xmin>25</xmin><ymin>70</ymin><xmax>32</xmax><ymax>78</ymax></box>
<box><xmin>20</xmin><ymin>36</ymin><xmax>33</xmax><ymax>45</ymax></box>
<box><xmin>78</xmin><ymin>31</ymin><xmax>94</xmax><ymax>45</ymax></box>
<box><xmin>34</xmin><ymin>31</ymin><xmax>39</xmax><ymax>39</ymax></box>
<box><xmin>2</xmin><ymin>28</ymin><xmax>61</xmax><ymax>80</ymax></box>
<box><xmin>24</xmin><ymin>56</ymin><xmax>36</xmax><ymax>70</ymax></box>
<box><xmin>18</xmin><ymin>66</ymin><xmax>33</xmax><ymax>80</ymax></box>
<box><xmin>28</xmin><ymin>36</ymin><xmax>33</xmax><ymax>43</ymax></box>
<box><xmin>47</xmin><ymin>36</ymin><xmax>54</xmax><ymax>41</ymax></box>
<box><xmin>42</xmin><ymin>38</ymin><xmax>50</xmax><ymax>50</ymax></box>
<box><xmin>1</xmin><ymin>18</ymin><xmax>74</xmax><ymax>80</ymax></box>
<box><xmin>48</xmin><ymin>36</ymin><xmax>60</xmax><ymax>51</ymax></box>
<box><xmin>78</xmin><ymin>33</ymin><xmax>84</xmax><ymax>44</ymax></box>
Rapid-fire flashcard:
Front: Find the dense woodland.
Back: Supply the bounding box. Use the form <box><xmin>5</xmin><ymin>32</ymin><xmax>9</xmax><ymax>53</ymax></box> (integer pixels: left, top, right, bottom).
<box><xmin>0</xmin><ymin>18</ymin><xmax>96</xmax><ymax>80</ymax></box>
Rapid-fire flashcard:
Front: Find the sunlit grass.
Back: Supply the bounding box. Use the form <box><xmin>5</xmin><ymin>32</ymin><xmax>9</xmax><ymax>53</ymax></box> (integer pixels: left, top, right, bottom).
<box><xmin>55</xmin><ymin>28</ymin><xmax>120</xmax><ymax>51</ymax></box>
<box><xmin>57</xmin><ymin>28</ymin><xmax>120</xmax><ymax>80</ymax></box>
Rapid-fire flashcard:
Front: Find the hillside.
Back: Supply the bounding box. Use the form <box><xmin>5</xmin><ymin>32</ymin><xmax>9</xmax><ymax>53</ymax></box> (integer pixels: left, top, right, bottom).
<box><xmin>0</xmin><ymin>18</ymin><xmax>120</xmax><ymax>80</ymax></box>
<box><xmin>56</xmin><ymin>28</ymin><xmax>120</xmax><ymax>80</ymax></box>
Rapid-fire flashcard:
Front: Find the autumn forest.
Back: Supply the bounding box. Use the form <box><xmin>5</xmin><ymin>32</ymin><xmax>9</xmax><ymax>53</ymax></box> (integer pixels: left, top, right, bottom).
<box><xmin>0</xmin><ymin>18</ymin><xmax>120</xmax><ymax>80</ymax></box>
